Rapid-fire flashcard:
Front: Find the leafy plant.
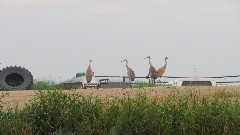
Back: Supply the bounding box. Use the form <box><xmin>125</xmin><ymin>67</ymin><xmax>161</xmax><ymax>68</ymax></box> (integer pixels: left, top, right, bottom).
<box><xmin>1</xmin><ymin>88</ymin><xmax>240</xmax><ymax>134</ymax></box>
<box><xmin>133</xmin><ymin>82</ymin><xmax>170</xmax><ymax>88</ymax></box>
<box><xmin>0</xmin><ymin>92</ymin><xmax>9</xmax><ymax>111</ymax></box>
<box><xmin>76</xmin><ymin>72</ymin><xmax>85</xmax><ymax>78</ymax></box>
<box><xmin>32</xmin><ymin>80</ymin><xmax>64</xmax><ymax>90</ymax></box>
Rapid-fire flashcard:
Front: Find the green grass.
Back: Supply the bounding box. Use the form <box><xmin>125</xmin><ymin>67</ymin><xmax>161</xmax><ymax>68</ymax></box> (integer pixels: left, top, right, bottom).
<box><xmin>0</xmin><ymin>92</ymin><xmax>9</xmax><ymax>111</ymax></box>
<box><xmin>32</xmin><ymin>80</ymin><xmax>170</xmax><ymax>90</ymax></box>
<box><xmin>133</xmin><ymin>82</ymin><xmax>170</xmax><ymax>88</ymax></box>
<box><xmin>1</xmin><ymin>89</ymin><xmax>240</xmax><ymax>134</ymax></box>
<box><xmin>32</xmin><ymin>80</ymin><xmax>64</xmax><ymax>90</ymax></box>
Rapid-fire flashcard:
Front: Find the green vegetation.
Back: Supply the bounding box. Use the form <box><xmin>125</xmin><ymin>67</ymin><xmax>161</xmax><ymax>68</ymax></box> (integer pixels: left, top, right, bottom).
<box><xmin>0</xmin><ymin>93</ymin><xmax>8</xmax><ymax>111</ymax></box>
<box><xmin>5</xmin><ymin>80</ymin><xmax>22</xmax><ymax>87</ymax></box>
<box><xmin>182</xmin><ymin>81</ymin><xmax>212</xmax><ymax>86</ymax></box>
<box><xmin>32</xmin><ymin>79</ymin><xmax>170</xmax><ymax>90</ymax></box>
<box><xmin>76</xmin><ymin>72</ymin><xmax>85</xmax><ymax>78</ymax></box>
<box><xmin>32</xmin><ymin>80</ymin><xmax>64</xmax><ymax>90</ymax></box>
<box><xmin>1</xmin><ymin>89</ymin><xmax>240</xmax><ymax>134</ymax></box>
<box><xmin>133</xmin><ymin>82</ymin><xmax>170</xmax><ymax>88</ymax></box>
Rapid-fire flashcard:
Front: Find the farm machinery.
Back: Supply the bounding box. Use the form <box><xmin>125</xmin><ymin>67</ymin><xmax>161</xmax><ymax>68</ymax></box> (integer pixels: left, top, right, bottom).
<box><xmin>0</xmin><ymin>66</ymin><xmax>33</xmax><ymax>90</ymax></box>
<box><xmin>63</xmin><ymin>72</ymin><xmax>100</xmax><ymax>89</ymax></box>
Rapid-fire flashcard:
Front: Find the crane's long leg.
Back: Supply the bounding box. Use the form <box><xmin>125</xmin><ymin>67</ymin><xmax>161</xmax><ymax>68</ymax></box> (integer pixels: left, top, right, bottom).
<box><xmin>150</xmin><ymin>77</ymin><xmax>154</xmax><ymax>84</ymax></box>
<box><xmin>150</xmin><ymin>75</ymin><xmax>154</xmax><ymax>84</ymax></box>
<box><xmin>129</xmin><ymin>79</ymin><xmax>132</xmax><ymax>88</ymax></box>
<box><xmin>146</xmin><ymin>73</ymin><xmax>150</xmax><ymax>83</ymax></box>
<box><xmin>146</xmin><ymin>73</ymin><xmax>149</xmax><ymax>79</ymax></box>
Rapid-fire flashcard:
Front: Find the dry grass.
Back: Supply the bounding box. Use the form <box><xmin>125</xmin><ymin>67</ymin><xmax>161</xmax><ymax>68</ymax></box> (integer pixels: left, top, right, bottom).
<box><xmin>1</xmin><ymin>86</ymin><xmax>240</xmax><ymax>110</ymax></box>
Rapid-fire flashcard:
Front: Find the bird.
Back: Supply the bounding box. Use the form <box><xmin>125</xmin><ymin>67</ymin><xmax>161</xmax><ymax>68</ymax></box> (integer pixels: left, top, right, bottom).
<box><xmin>121</xmin><ymin>59</ymin><xmax>135</xmax><ymax>88</ymax></box>
<box><xmin>156</xmin><ymin>57</ymin><xmax>168</xmax><ymax>81</ymax></box>
<box><xmin>86</xmin><ymin>60</ymin><xmax>94</xmax><ymax>83</ymax></box>
<box><xmin>144</xmin><ymin>56</ymin><xmax>157</xmax><ymax>83</ymax></box>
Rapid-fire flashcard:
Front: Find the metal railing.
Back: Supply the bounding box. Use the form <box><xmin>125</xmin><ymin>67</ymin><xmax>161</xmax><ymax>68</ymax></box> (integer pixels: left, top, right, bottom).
<box><xmin>95</xmin><ymin>75</ymin><xmax>240</xmax><ymax>85</ymax></box>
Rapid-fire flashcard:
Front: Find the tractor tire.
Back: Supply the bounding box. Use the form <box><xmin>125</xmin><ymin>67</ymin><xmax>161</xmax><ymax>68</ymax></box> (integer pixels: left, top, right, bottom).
<box><xmin>0</xmin><ymin>66</ymin><xmax>33</xmax><ymax>90</ymax></box>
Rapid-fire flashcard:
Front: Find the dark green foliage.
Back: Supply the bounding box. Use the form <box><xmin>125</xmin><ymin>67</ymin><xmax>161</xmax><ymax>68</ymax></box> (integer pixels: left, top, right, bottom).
<box><xmin>22</xmin><ymin>90</ymin><xmax>105</xmax><ymax>135</ymax></box>
<box><xmin>76</xmin><ymin>72</ymin><xmax>85</xmax><ymax>78</ymax></box>
<box><xmin>33</xmin><ymin>80</ymin><xmax>64</xmax><ymax>90</ymax></box>
<box><xmin>0</xmin><ymin>92</ymin><xmax>9</xmax><ymax>115</ymax></box>
<box><xmin>133</xmin><ymin>82</ymin><xmax>170</xmax><ymax>88</ymax></box>
<box><xmin>110</xmin><ymin>94</ymin><xmax>151</xmax><ymax>135</ymax></box>
<box><xmin>0</xmin><ymin>109</ymin><xmax>32</xmax><ymax>135</ymax></box>
<box><xmin>1</xmin><ymin>89</ymin><xmax>240</xmax><ymax>134</ymax></box>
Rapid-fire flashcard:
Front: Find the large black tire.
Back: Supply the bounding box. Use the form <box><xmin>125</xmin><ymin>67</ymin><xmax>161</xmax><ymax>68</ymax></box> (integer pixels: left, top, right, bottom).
<box><xmin>0</xmin><ymin>66</ymin><xmax>33</xmax><ymax>90</ymax></box>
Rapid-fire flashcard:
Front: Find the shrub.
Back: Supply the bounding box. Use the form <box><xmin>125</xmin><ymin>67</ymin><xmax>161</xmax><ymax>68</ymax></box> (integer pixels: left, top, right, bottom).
<box><xmin>32</xmin><ymin>80</ymin><xmax>64</xmax><ymax>90</ymax></box>
<box><xmin>1</xmin><ymin>88</ymin><xmax>240</xmax><ymax>134</ymax></box>
<box><xmin>76</xmin><ymin>72</ymin><xmax>85</xmax><ymax>78</ymax></box>
<box><xmin>22</xmin><ymin>90</ymin><xmax>105</xmax><ymax>135</ymax></box>
<box><xmin>133</xmin><ymin>82</ymin><xmax>169</xmax><ymax>88</ymax></box>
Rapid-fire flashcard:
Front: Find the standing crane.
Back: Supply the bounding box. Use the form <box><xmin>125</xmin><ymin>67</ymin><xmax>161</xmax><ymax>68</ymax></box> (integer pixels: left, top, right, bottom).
<box><xmin>121</xmin><ymin>59</ymin><xmax>135</xmax><ymax>88</ymax></box>
<box><xmin>156</xmin><ymin>57</ymin><xmax>168</xmax><ymax>82</ymax></box>
<box><xmin>86</xmin><ymin>60</ymin><xmax>94</xmax><ymax>83</ymax></box>
<box><xmin>144</xmin><ymin>56</ymin><xmax>157</xmax><ymax>83</ymax></box>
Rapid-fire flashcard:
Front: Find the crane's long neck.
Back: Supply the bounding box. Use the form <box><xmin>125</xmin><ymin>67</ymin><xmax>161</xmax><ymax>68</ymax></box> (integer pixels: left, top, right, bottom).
<box><xmin>125</xmin><ymin>61</ymin><xmax>130</xmax><ymax>70</ymax></box>
<box><xmin>88</xmin><ymin>61</ymin><xmax>92</xmax><ymax>69</ymax></box>
<box><xmin>161</xmin><ymin>58</ymin><xmax>167</xmax><ymax>69</ymax></box>
<box><xmin>148</xmin><ymin>58</ymin><xmax>152</xmax><ymax>66</ymax></box>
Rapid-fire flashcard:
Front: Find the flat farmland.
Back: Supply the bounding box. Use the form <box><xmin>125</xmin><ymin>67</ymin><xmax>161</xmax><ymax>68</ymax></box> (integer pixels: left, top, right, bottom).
<box><xmin>1</xmin><ymin>86</ymin><xmax>240</xmax><ymax>110</ymax></box>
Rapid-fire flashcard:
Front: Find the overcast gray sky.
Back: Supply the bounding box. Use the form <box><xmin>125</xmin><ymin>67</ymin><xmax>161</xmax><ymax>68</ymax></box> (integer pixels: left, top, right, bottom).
<box><xmin>0</xmin><ymin>0</ymin><xmax>240</xmax><ymax>82</ymax></box>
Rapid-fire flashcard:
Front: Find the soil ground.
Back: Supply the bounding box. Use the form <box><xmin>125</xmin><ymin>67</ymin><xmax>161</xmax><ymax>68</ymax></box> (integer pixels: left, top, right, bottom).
<box><xmin>1</xmin><ymin>86</ymin><xmax>240</xmax><ymax>110</ymax></box>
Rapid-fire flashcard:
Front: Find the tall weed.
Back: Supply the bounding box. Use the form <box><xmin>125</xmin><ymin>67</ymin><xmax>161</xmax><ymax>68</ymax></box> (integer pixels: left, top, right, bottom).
<box><xmin>1</xmin><ymin>88</ymin><xmax>240</xmax><ymax>134</ymax></box>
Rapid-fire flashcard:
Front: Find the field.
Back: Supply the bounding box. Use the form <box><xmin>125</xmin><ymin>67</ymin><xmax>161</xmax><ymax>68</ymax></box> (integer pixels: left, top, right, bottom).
<box><xmin>1</xmin><ymin>86</ymin><xmax>240</xmax><ymax>110</ymax></box>
<box><xmin>1</xmin><ymin>86</ymin><xmax>240</xmax><ymax>135</ymax></box>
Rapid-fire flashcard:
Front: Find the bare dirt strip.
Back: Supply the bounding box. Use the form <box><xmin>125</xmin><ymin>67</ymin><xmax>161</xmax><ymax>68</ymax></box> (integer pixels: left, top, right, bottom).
<box><xmin>1</xmin><ymin>86</ymin><xmax>240</xmax><ymax>110</ymax></box>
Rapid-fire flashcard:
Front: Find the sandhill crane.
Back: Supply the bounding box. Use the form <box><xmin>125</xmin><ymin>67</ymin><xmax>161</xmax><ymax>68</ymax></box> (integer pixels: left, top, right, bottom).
<box><xmin>156</xmin><ymin>57</ymin><xmax>168</xmax><ymax>81</ymax></box>
<box><xmin>144</xmin><ymin>56</ymin><xmax>157</xmax><ymax>83</ymax></box>
<box><xmin>86</xmin><ymin>60</ymin><xmax>94</xmax><ymax>83</ymax></box>
<box><xmin>121</xmin><ymin>59</ymin><xmax>135</xmax><ymax>88</ymax></box>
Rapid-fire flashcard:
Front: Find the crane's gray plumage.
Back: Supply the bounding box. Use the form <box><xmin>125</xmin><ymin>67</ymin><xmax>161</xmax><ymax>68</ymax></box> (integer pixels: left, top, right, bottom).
<box><xmin>121</xmin><ymin>59</ymin><xmax>135</xmax><ymax>87</ymax></box>
<box><xmin>144</xmin><ymin>56</ymin><xmax>157</xmax><ymax>83</ymax></box>
<box><xmin>156</xmin><ymin>57</ymin><xmax>168</xmax><ymax>78</ymax></box>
